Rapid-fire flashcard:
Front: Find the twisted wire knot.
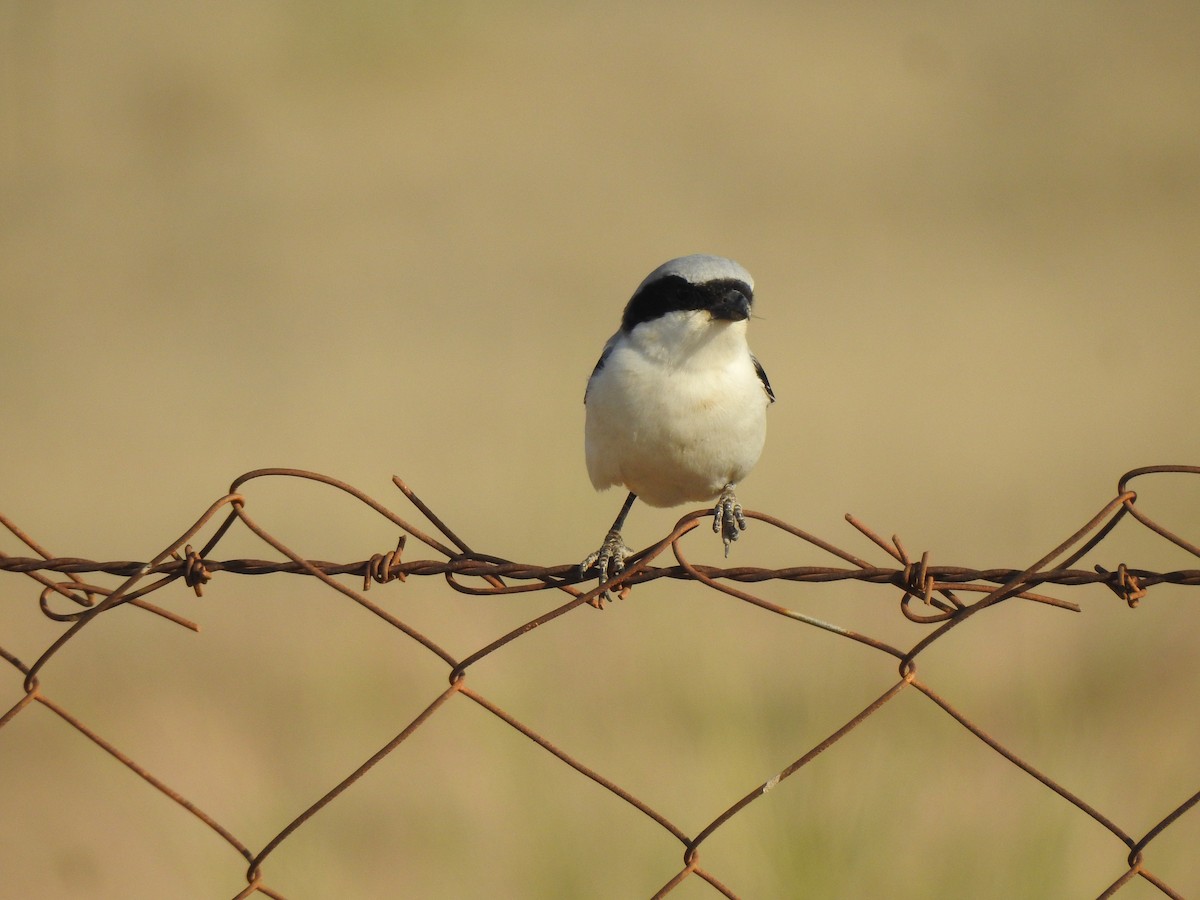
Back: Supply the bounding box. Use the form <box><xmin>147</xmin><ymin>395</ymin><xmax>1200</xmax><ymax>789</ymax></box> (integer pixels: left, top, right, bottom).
<box><xmin>364</xmin><ymin>536</ymin><xmax>407</xmax><ymax>590</ymax></box>
<box><xmin>1096</xmin><ymin>563</ymin><xmax>1147</xmax><ymax>608</ymax></box>
<box><xmin>176</xmin><ymin>545</ymin><xmax>211</xmax><ymax>597</ymax></box>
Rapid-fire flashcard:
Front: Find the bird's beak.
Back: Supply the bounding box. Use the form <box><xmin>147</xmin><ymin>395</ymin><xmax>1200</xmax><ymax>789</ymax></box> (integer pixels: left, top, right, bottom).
<box><xmin>710</xmin><ymin>290</ymin><xmax>751</xmax><ymax>322</ymax></box>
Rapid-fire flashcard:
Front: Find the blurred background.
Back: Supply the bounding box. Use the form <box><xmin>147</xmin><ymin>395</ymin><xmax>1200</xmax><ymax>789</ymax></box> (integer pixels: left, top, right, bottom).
<box><xmin>2</xmin><ymin>2</ymin><xmax>1198</xmax><ymax>897</ymax></box>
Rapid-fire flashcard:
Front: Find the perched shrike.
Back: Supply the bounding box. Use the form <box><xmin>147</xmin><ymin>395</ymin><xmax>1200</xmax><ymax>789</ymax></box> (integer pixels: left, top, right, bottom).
<box><xmin>580</xmin><ymin>254</ymin><xmax>774</xmax><ymax>596</ymax></box>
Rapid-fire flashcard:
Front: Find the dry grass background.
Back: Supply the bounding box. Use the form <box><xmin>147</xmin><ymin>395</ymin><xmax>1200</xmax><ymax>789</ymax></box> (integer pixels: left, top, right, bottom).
<box><xmin>2</xmin><ymin>2</ymin><xmax>1199</xmax><ymax>897</ymax></box>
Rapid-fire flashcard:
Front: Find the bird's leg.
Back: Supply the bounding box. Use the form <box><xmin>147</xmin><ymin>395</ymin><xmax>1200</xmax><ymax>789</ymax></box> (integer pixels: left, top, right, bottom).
<box><xmin>580</xmin><ymin>492</ymin><xmax>637</xmax><ymax>600</ymax></box>
<box><xmin>713</xmin><ymin>483</ymin><xmax>747</xmax><ymax>557</ymax></box>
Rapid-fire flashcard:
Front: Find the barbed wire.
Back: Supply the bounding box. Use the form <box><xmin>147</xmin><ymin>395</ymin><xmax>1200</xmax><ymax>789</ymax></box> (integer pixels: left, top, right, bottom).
<box><xmin>2</xmin><ymin>464</ymin><xmax>1198</xmax><ymax>898</ymax></box>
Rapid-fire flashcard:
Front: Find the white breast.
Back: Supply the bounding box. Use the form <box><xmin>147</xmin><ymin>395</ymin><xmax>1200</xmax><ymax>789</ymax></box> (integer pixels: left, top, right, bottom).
<box><xmin>584</xmin><ymin>312</ymin><xmax>770</xmax><ymax>508</ymax></box>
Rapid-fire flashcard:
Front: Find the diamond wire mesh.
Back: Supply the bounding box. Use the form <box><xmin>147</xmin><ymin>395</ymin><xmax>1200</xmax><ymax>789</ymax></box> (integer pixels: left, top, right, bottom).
<box><xmin>2</xmin><ymin>465</ymin><xmax>1198</xmax><ymax>898</ymax></box>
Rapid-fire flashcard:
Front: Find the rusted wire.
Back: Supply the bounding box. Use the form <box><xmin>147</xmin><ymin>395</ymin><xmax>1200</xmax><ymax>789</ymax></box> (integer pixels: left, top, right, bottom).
<box><xmin>2</xmin><ymin>465</ymin><xmax>1198</xmax><ymax>898</ymax></box>
<box><xmin>4</xmin><ymin>553</ymin><xmax>1194</xmax><ymax>597</ymax></box>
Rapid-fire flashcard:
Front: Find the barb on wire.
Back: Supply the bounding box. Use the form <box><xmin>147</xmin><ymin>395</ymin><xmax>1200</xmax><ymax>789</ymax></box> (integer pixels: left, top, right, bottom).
<box><xmin>1</xmin><ymin>465</ymin><xmax>1198</xmax><ymax>899</ymax></box>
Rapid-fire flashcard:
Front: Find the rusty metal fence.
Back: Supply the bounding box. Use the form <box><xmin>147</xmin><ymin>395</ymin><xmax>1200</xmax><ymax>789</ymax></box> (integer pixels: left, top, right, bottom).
<box><xmin>2</xmin><ymin>465</ymin><xmax>1198</xmax><ymax>898</ymax></box>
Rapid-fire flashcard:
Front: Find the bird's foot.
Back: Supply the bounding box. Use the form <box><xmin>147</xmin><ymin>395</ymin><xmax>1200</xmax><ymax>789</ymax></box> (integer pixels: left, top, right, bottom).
<box><xmin>580</xmin><ymin>528</ymin><xmax>632</xmax><ymax>603</ymax></box>
<box><xmin>712</xmin><ymin>485</ymin><xmax>747</xmax><ymax>557</ymax></box>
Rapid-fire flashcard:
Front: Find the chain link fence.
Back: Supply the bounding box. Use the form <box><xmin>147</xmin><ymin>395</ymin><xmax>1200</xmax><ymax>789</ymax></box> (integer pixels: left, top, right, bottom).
<box><xmin>3</xmin><ymin>465</ymin><xmax>1198</xmax><ymax>898</ymax></box>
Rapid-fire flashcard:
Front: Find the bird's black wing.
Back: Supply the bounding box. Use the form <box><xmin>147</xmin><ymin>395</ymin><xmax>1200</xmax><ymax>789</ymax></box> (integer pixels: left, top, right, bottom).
<box><xmin>584</xmin><ymin>339</ymin><xmax>616</xmax><ymax>403</ymax></box>
<box><xmin>752</xmin><ymin>355</ymin><xmax>775</xmax><ymax>403</ymax></box>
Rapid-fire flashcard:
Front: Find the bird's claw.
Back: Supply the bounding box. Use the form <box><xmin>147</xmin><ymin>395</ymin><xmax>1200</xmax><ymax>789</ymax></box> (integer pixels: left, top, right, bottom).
<box><xmin>712</xmin><ymin>486</ymin><xmax>747</xmax><ymax>557</ymax></box>
<box><xmin>580</xmin><ymin>528</ymin><xmax>632</xmax><ymax>603</ymax></box>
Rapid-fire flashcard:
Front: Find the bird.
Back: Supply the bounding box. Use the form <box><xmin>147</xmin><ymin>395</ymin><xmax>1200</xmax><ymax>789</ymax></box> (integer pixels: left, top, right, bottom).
<box><xmin>580</xmin><ymin>253</ymin><xmax>774</xmax><ymax>599</ymax></box>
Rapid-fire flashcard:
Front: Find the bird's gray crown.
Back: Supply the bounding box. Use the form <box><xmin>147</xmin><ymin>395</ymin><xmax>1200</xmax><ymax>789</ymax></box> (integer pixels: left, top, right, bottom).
<box><xmin>634</xmin><ymin>254</ymin><xmax>754</xmax><ymax>294</ymax></box>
